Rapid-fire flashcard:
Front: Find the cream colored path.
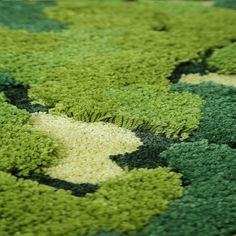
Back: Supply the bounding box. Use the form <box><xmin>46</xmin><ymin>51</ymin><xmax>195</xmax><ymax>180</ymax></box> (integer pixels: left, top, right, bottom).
<box><xmin>31</xmin><ymin>113</ymin><xmax>142</xmax><ymax>184</ymax></box>
<box><xmin>180</xmin><ymin>73</ymin><xmax>236</xmax><ymax>87</ymax></box>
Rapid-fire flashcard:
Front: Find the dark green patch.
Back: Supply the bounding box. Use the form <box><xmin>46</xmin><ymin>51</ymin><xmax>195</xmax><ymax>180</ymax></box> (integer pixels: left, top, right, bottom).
<box><xmin>0</xmin><ymin>72</ymin><xmax>20</xmax><ymax>87</ymax></box>
<box><xmin>0</xmin><ymin>73</ymin><xmax>52</xmax><ymax>113</ymax></box>
<box><xmin>24</xmin><ymin>173</ymin><xmax>99</xmax><ymax>197</ymax></box>
<box><xmin>172</xmin><ymin>82</ymin><xmax>236</xmax><ymax>148</ymax></box>
<box><xmin>110</xmin><ymin>128</ymin><xmax>178</xmax><ymax>170</ymax></box>
<box><xmin>88</xmin><ymin>231</ymin><xmax>124</xmax><ymax>236</ymax></box>
<box><xmin>140</xmin><ymin>141</ymin><xmax>236</xmax><ymax>236</ymax></box>
<box><xmin>215</xmin><ymin>0</ymin><xmax>236</xmax><ymax>10</ymax></box>
<box><xmin>0</xmin><ymin>0</ymin><xmax>66</xmax><ymax>32</ymax></box>
<box><xmin>168</xmin><ymin>49</ymin><xmax>215</xmax><ymax>84</ymax></box>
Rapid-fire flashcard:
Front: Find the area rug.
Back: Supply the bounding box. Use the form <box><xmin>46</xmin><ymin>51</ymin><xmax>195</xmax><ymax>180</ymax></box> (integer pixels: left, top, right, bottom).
<box><xmin>0</xmin><ymin>0</ymin><xmax>235</xmax><ymax>235</ymax></box>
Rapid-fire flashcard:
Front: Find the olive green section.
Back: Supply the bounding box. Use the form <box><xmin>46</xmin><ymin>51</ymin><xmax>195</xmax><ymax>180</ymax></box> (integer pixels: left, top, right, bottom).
<box><xmin>0</xmin><ymin>93</ymin><xmax>58</xmax><ymax>176</ymax></box>
<box><xmin>1</xmin><ymin>1</ymin><xmax>236</xmax><ymax>138</ymax></box>
<box><xmin>105</xmin><ymin>86</ymin><xmax>203</xmax><ymax>139</ymax></box>
<box><xmin>0</xmin><ymin>168</ymin><xmax>183</xmax><ymax>235</ymax></box>
<box><xmin>0</xmin><ymin>171</ymin><xmax>81</xmax><ymax>236</ymax></box>
<box><xmin>81</xmin><ymin>168</ymin><xmax>183</xmax><ymax>233</ymax></box>
<box><xmin>0</xmin><ymin>123</ymin><xmax>58</xmax><ymax>176</ymax></box>
<box><xmin>0</xmin><ymin>93</ymin><xmax>29</xmax><ymax>126</ymax></box>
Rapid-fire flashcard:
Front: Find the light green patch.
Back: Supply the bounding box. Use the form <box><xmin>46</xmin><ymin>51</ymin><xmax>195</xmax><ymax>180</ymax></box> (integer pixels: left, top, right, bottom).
<box><xmin>0</xmin><ymin>93</ymin><xmax>29</xmax><ymax>126</ymax></box>
<box><xmin>106</xmin><ymin>86</ymin><xmax>204</xmax><ymax>139</ymax></box>
<box><xmin>0</xmin><ymin>124</ymin><xmax>58</xmax><ymax>176</ymax></box>
<box><xmin>79</xmin><ymin>168</ymin><xmax>183</xmax><ymax>233</ymax></box>
<box><xmin>207</xmin><ymin>42</ymin><xmax>236</xmax><ymax>74</ymax></box>
<box><xmin>31</xmin><ymin>113</ymin><xmax>142</xmax><ymax>184</ymax></box>
<box><xmin>0</xmin><ymin>28</ymin><xmax>116</xmax><ymax>85</ymax></box>
<box><xmin>31</xmin><ymin>83</ymin><xmax>203</xmax><ymax>139</ymax></box>
<box><xmin>0</xmin><ymin>0</ymin><xmax>235</xmax><ymax>141</ymax></box>
<box><xmin>179</xmin><ymin>73</ymin><xmax>236</xmax><ymax>87</ymax></box>
<box><xmin>0</xmin><ymin>91</ymin><xmax>59</xmax><ymax>177</ymax></box>
<box><xmin>44</xmin><ymin>0</ymin><xmax>172</xmax><ymax>31</ymax></box>
<box><xmin>0</xmin><ymin>167</ymin><xmax>183</xmax><ymax>235</ymax></box>
<box><xmin>0</xmin><ymin>28</ymin><xmax>62</xmax><ymax>54</ymax></box>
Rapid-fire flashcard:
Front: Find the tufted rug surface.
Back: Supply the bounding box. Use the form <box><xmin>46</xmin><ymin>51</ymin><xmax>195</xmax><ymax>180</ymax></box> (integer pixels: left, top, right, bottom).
<box><xmin>0</xmin><ymin>0</ymin><xmax>235</xmax><ymax>236</ymax></box>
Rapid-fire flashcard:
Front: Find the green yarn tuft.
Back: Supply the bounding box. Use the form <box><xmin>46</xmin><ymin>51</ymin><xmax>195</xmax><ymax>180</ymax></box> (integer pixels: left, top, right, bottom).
<box><xmin>215</xmin><ymin>0</ymin><xmax>236</xmax><ymax>10</ymax></box>
<box><xmin>172</xmin><ymin>82</ymin><xmax>236</xmax><ymax>147</ymax></box>
<box><xmin>0</xmin><ymin>0</ymin><xmax>65</xmax><ymax>32</ymax></box>
<box><xmin>0</xmin><ymin>1</ymin><xmax>236</xmax><ymax>235</ymax></box>
<box><xmin>140</xmin><ymin>141</ymin><xmax>236</xmax><ymax>236</ymax></box>
<box><xmin>207</xmin><ymin>43</ymin><xmax>236</xmax><ymax>74</ymax></box>
<box><xmin>0</xmin><ymin>125</ymin><xmax>58</xmax><ymax>176</ymax></box>
<box><xmin>0</xmin><ymin>168</ymin><xmax>183</xmax><ymax>235</ymax></box>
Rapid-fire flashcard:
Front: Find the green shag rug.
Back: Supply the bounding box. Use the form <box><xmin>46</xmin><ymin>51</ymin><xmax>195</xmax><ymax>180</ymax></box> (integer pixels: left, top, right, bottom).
<box><xmin>0</xmin><ymin>0</ymin><xmax>235</xmax><ymax>235</ymax></box>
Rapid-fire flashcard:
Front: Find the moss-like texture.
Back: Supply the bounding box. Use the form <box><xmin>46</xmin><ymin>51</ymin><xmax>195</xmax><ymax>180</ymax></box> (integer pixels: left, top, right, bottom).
<box><xmin>110</xmin><ymin>128</ymin><xmax>177</xmax><ymax>170</ymax></box>
<box><xmin>26</xmin><ymin>173</ymin><xmax>99</xmax><ymax>197</ymax></box>
<box><xmin>0</xmin><ymin>74</ymin><xmax>51</xmax><ymax>113</ymax></box>
<box><xmin>1</xmin><ymin>0</ymin><xmax>236</xmax><ymax>235</ymax></box>
<box><xmin>0</xmin><ymin>72</ymin><xmax>19</xmax><ymax>87</ymax></box>
<box><xmin>172</xmin><ymin>82</ymin><xmax>236</xmax><ymax>147</ymax></box>
<box><xmin>78</xmin><ymin>168</ymin><xmax>183</xmax><ymax>233</ymax></box>
<box><xmin>0</xmin><ymin>171</ymin><xmax>81</xmax><ymax>236</ymax></box>
<box><xmin>140</xmin><ymin>141</ymin><xmax>236</xmax><ymax>236</ymax></box>
<box><xmin>0</xmin><ymin>74</ymin><xmax>29</xmax><ymax>125</ymax></box>
<box><xmin>0</xmin><ymin>87</ymin><xmax>58</xmax><ymax>177</ymax></box>
<box><xmin>1</xmin><ymin>0</ymin><xmax>236</xmax><ymax>138</ymax></box>
<box><xmin>207</xmin><ymin>43</ymin><xmax>236</xmax><ymax>74</ymax></box>
<box><xmin>215</xmin><ymin>0</ymin><xmax>236</xmax><ymax>10</ymax></box>
<box><xmin>31</xmin><ymin>113</ymin><xmax>142</xmax><ymax>184</ymax></box>
<box><xmin>0</xmin><ymin>93</ymin><xmax>29</xmax><ymax>126</ymax></box>
<box><xmin>105</xmin><ymin>86</ymin><xmax>203</xmax><ymax>139</ymax></box>
<box><xmin>0</xmin><ymin>28</ymin><xmax>62</xmax><ymax>55</ymax></box>
<box><xmin>0</xmin><ymin>125</ymin><xmax>58</xmax><ymax>176</ymax></box>
<box><xmin>179</xmin><ymin>73</ymin><xmax>236</xmax><ymax>87</ymax></box>
<box><xmin>0</xmin><ymin>168</ymin><xmax>183</xmax><ymax>235</ymax></box>
<box><xmin>0</xmin><ymin>0</ymin><xmax>65</xmax><ymax>32</ymax></box>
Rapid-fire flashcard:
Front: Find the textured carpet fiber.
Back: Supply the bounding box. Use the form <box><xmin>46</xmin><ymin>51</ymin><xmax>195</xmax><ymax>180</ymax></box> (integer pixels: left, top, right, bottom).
<box><xmin>0</xmin><ymin>0</ymin><xmax>235</xmax><ymax>236</ymax></box>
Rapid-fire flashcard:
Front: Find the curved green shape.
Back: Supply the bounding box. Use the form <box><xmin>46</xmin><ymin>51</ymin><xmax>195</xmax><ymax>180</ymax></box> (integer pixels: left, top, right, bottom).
<box><xmin>0</xmin><ymin>0</ymin><xmax>65</xmax><ymax>32</ymax></box>
<box><xmin>0</xmin><ymin>92</ymin><xmax>29</xmax><ymax>126</ymax></box>
<box><xmin>0</xmin><ymin>124</ymin><xmax>58</xmax><ymax>176</ymax></box>
<box><xmin>207</xmin><ymin>43</ymin><xmax>236</xmax><ymax>74</ymax></box>
<box><xmin>0</xmin><ymin>1</ymin><xmax>236</xmax><ymax>235</ymax></box>
<box><xmin>0</xmin><ymin>168</ymin><xmax>183</xmax><ymax>235</ymax></box>
<box><xmin>215</xmin><ymin>0</ymin><xmax>236</xmax><ymax>10</ymax></box>
<box><xmin>0</xmin><ymin>1</ymin><xmax>236</xmax><ymax>139</ymax></box>
<box><xmin>140</xmin><ymin>140</ymin><xmax>236</xmax><ymax>236</ymax></box>
<box><xmin>172</xmin><ymin>82</ymin><xmax>236</xmax><ymax>147</ymax></box>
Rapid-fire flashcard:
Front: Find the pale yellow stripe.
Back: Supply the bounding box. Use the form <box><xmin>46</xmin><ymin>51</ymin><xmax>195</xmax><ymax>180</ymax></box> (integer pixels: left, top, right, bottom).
<box><xmin>179</xmin><ymin>73</ymin><xmax>236</xmax><ymax>87</ymax></box>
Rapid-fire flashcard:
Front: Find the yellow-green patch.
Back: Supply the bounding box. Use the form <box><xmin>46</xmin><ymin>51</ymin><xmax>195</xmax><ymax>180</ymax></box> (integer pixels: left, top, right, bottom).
<box><xmin>0</xmin><ymin>167</ymin><xmax>183</xmax><ymax>235</ymax></box>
